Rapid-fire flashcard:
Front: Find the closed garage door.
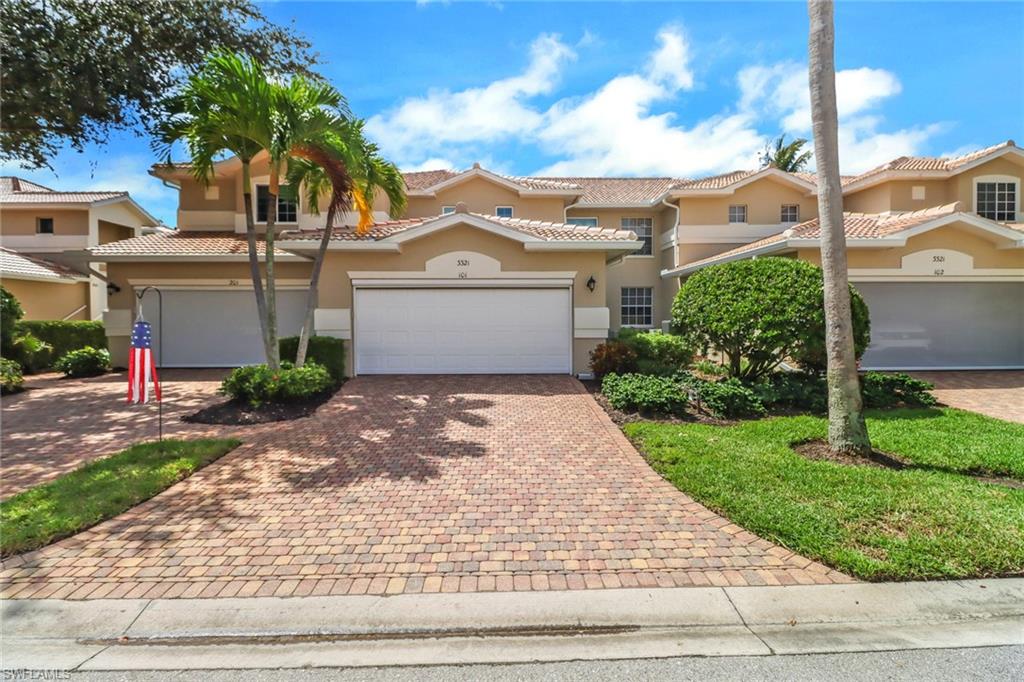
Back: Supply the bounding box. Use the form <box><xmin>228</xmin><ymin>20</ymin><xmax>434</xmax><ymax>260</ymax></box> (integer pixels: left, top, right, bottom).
<box><xmin>856</xmin><ymin>282</ymin><xmax>1024</xmax><ymax>369</ymax></box>
<box><xmin>141</xmin><ymin>289</ymin><xmax>306</xmax><ymax>367</ymax></box>
<box><xmin>354</xmin><ymin>288</ymin><xmax>571</xmax><ymax>374</ymax></box>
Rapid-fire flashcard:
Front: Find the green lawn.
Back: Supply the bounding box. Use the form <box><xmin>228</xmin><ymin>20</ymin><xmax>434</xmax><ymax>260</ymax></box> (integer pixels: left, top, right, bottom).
<box><xmin>624</xmin><ymin>408</ymin><xmax>1024</xmax><ymax>581</ymax></box>
<box><xmin>1</xmin><ymin>438</ymin><xmax>240</xmax><ymax>556</ymax></box>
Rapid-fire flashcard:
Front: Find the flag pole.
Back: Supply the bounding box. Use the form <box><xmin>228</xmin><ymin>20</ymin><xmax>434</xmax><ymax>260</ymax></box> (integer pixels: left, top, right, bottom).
<box><xmin>135</xmin><ymin>286</ymin><xmax>163</xmax><ymax>443</ymax></box>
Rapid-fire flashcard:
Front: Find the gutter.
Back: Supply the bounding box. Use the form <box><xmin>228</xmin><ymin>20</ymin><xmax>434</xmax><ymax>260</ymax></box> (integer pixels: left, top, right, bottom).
<box><xmin>660</xmin><ymin>196</ymin><xmax>680</xmax><ymax>252</ymax></box>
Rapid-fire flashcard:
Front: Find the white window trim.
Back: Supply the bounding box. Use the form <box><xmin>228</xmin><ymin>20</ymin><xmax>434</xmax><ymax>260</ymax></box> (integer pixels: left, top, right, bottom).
<box><xmin>494</xmin><ymin>206</ymin><xmax>514</xmax><ymax>218</ymax></box>
<box><xmin>973</xmin><ymin>174</ymin><xmax>1020</xmax><ymax>221</ymax></box>
<box><xmin>622</xmin><ymin>217</ymin><xmax>655</xmax><ymax>258</ymax></box>
<box><xmin>566</xmin><ymin>216</ymin><xmax>599</xmax><ymax>226</ymax></box>
<box><xmin>252</xmin><ymin>181</ymin><xmax>300</xmax><ymax>225</ymax></box>
<box><xmin>780</xmin><ymin>204</ymin><xmax>799</xmax><ymax>224</ymax></box>
<box><xmin>620</xmin><ymin>286</ymin><xmax>654</xmax><ymax>328</ymax></box>
<box><xmin>728</xmin><ymin>204</ymin><xmax>748</xmax><ymax>224</ymax></box>
<box><xmin>441</xmin><ymin>205</ymin><xmax>456</xmax><ymax>215</ymax></box>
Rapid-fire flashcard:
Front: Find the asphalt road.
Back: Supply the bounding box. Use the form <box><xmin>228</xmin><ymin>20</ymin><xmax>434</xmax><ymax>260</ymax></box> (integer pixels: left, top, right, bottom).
<box><xmin>57</xmin><ymin>646</ymin><xmax>1024</xmax><ymax>682</ymax></box>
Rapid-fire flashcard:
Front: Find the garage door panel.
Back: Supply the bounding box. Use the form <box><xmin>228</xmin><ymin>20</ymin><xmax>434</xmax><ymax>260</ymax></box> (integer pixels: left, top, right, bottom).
<box><xmin>857</xmin><ymin>282</ymin><xmax>1023</xmax><ymax>369</ymax></box>
<box><xmin>354</xmin><ymin>288</ymin><xmax>571</xmax><ymax>374</ymax></box>
<box><xmin>142</xmin><ymin>289</ymin><xmax>305</xmax><ymax>367</ymax></box>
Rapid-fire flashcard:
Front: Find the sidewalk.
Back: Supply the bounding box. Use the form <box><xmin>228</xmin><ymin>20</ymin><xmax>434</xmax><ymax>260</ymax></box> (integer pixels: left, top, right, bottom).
<box><xmin>3</xmin><ymin>579</ymin><xmax>1022</xmax><ymax>671</ymax></box>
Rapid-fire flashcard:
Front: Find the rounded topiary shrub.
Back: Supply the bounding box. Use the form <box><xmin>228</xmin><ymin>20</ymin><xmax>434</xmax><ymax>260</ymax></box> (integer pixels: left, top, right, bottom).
<box><xmin>671</xmin><ymin>258</ymin><xmax>870</xmax><ymax>380</ymax></box>
<box><xmin>54</xmin><ymin>346</ymin><xmax>111</xmax><ymax>378</ymax></box>
<box><xmin>221</xmin><ymin>361</ymin><xmax>334</xmax><ymax>407</ymax></box>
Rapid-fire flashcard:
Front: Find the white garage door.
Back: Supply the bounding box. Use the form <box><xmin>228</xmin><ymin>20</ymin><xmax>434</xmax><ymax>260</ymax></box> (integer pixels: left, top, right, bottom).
<box><xmin>354</xmin><ymin>288</ymin><xmax>571</xmax><ymax>374</ymax></box>
<box><xmin>856</xmin><ymin>282</ymin><xmax>1024</xmax><ymax>369</ymax></box>
<box><xmin>141</xmin><ymin>289</ymin><xmax>307</xmax><ymax>367</ymax></box>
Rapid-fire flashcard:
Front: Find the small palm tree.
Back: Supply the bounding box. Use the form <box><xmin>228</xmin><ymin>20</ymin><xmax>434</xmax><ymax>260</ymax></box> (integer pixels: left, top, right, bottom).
<box><xmin>285</xmin><ymin>120</ymin><xmax>406</xmax><ymax>366</ymax></box>
<box><xmin>760</xmin><ymin>134</ymin><xmax>813</xmax><ymax>172</ymax></box>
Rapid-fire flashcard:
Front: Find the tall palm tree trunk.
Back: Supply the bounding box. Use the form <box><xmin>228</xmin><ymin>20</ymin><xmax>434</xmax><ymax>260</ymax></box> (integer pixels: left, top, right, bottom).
<box><xmin>242</xmin><ymin>160</ymin><xmax>274</xmax><ymax>363</ymax></box>
<box><xmin>295</xmin><ymin>202</ymin><xmax>336</xmax><ymax>367</ymax></box>
<box><xmin>264</xmin><ymin>165</ymin><xmax>282</xmax><ymax>369</ymax></box>
<box><xmin>808</xmin><ymin>0</ymin><xmax>871</xmax><ymax>455</ymax></box>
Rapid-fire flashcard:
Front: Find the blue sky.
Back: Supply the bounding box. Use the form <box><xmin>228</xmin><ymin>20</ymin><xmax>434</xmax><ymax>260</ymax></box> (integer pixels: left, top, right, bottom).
<box><xmin>5</xmin><ymin>1</ymin><xmax>1022</xmax><ymax>226</ymax></box>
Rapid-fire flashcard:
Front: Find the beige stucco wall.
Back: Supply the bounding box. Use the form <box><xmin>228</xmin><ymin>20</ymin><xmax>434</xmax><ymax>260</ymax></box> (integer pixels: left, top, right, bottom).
<box><xmin>97</xmin><ymin>220</ymin><xmax>135</xmax><ymax>245</ymax></box>
<box><xmin>678</xmin><ymin>178</ymin><xmax>817</xmax><ymax>225</ymax></box>
<box><xmin>797</xmin><ymin>223</ymin><xmax>1024</xmax><ymax>269</ymax></box>
<box><xmin>0</xmin><ymin>209</ymin><xmax>89</xmax><ymax>236</ymax></box>
<box><xmin>1</xmin><ymin>278</ymin><xmax>89</xmax><ymax>320</ymax></box>
<box><xmin>178</xmin><ymin>176</ymin><xmax>237</xmax><ymax>213</ymax></box>
<box><xmin>677</xmin><ymin>242</ymin><xmax>744</xmax><ymax>266</ymax></box>
<box><xmin>951</xmin><ymin>157</ymin><xmax>1024</xmax><ymax>212</ymax></box>
<box><xmin>404</xmin><ymin>177</ymin><xmax>567</xmax><ymax>222</ymax></box>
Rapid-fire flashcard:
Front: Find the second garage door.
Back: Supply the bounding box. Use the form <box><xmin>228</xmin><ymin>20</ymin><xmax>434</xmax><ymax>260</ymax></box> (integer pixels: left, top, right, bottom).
<box><xmin>354</xmin><ymin>288</ymin><xmax>571</xmax><ymax>374</ymax></box>
<box><xmin>856</xmin><ymin>281</ymin><xmax>1024</xmax><ymax>369</ymax></box>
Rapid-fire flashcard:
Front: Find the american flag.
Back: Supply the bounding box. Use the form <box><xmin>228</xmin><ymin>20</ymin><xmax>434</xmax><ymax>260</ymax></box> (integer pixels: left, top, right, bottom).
<box><xmin>127</xmin><ymin>319</ymin><xmax>161</xmax><ymax>404</ymax></box>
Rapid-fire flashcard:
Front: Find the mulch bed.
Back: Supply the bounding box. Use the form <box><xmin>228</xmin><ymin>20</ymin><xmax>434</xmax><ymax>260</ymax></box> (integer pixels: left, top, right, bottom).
<box><xmin>182</xmin><ymin>387</ymin><xmax>339</xmax><ymax>425</ymax></box>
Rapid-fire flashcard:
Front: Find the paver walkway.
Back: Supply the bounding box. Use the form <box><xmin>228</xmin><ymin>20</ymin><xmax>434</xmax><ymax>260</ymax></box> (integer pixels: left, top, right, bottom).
<box><xmin>910</xmin><ymin>371</ymin><xmax>1024</xmax><ymax>424</ymax></box>
<box><xmin>1</xmin><ymin>375</ymin><xmax>850</xmax><ymax>599</ymax></box>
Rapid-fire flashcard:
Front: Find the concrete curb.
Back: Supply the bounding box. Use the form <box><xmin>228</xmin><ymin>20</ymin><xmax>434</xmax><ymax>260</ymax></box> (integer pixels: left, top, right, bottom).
<box><xmin>3</xmin><ymin>579</ymin><xmax>1022</xmax><ymax>670</ymax></box>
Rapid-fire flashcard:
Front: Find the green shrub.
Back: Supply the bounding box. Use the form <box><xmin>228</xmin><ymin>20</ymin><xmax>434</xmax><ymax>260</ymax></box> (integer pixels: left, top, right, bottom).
<box><xmin>751</xmin><ymin>371</ymin><xmax>828</xmax><ymax>413</ymax></box>
<box><xmin>9</xmin><ymin>333</ymin><xmax>53</xmax><ymax>374</ymax></box>
<box><xmin>678</xmin><ymin>372</ymin><xmax>766</xmax><ymax>419</ymax></box>
<box><xmin>618</xmin><ymin>328</ymin><xmax>693</xmax><ymax>375</ymax></box>
<box><xmin>589</xmin><ymin>340</ymin><xmax>638</xmax><ymax>377</ymax></box>
<box><xmin>221</xmin><ymin>361</ymin><xmax>334</xmax><ymax>407</ymax></box>
<box><xmin>601</xmin><ymin>372</ymin><xmax>687</xmax><ymax>416</ymax></box>
<box><xmin>17</xmin><ymin>320</ymin><xmax>107</xmax><ymax>360</ymax></box>
<box><xmin>692</xmin><ymin>359</ymin><xmax>729</xmax><ymax>378</ymax></box>
<box><xmin>671</xmin><ymin>258</ymin><xmax>870</xmax><ymax>379</ymax></box>
<box><xmin>1</xmin><ymin>286</ymin><xmax>24</xmax><ymax>356</ymax></box>
<box><xmin>54</xmin><ymin>346</ymin><xmax>110</xmax><ymax>378</ymax></box>
<box><xmin>862</xmin><ymin>372</ymin><xmax>937</xmax><ymax>409</ymax></box>
<box><xmin>0</xmin><ymin>358</ymin><xmax>24</xmax><ymax>394</ymax></box>
<box><xmin>278</xmin><ymin>335</ymin><xmax>345</xmax><ymax>385</ymax></box>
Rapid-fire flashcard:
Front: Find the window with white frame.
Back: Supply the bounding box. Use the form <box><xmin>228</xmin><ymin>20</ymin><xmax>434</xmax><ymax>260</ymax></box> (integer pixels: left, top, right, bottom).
<box><xmin>495</xmin><ymin>206</ymin><xmax>514</xmax><ymax>218</ymax></box>
<box><xmin>728</xmin><ymin>205</ymin><xmax>747</xmax><ymax>223</ymax></box>
<box><xmin>976</xmin><ymin>181</ymin><xmax>1017</xmax><ymax>221</ymax></box>
<box><xmin>441</xmin><ymin>205</ymin><xmax>456</xmax><ymax>215</ymax></box>
<box><xmin>567</xmin><ymin>217</ymin><xmax>598</xmax><ymax>227</ymax></box>
<box><xmin>780</xmin><ymin>204</ymin><xmax>799</xmax><ymax>223</ymax></box>
<box><xmin>256</xmin><ymin>185</ymin><xmax>298</xmax><ymax>223</ymax></box>
<box><xmin>622</xmin><ymin>217</ymin><xmax>653</xmax><ymax>255</ymax></box>
<box><xmin>620</xmin><ymin>287</ymin><xmax>653</xmax><ymax>327</ymax></box>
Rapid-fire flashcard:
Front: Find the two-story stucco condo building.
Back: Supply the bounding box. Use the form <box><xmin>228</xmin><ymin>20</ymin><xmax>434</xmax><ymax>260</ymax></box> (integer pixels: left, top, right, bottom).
<box><xmin>0</xmin><ymin>177</ymin><xmax>158</xmax><ymax>320</ymax></box>
<box><xmin>82</xmin><ymin>141</ymin><xmax>1023</xmax><ymax>375</ymax></box>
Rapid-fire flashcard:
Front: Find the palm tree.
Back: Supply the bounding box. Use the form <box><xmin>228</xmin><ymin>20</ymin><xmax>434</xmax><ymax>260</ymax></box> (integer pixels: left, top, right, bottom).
<box><xmin>760</xmin><ymin>134</ymin><xmax>813</xmax><ymax>172</ymax></box>
<box><xmin>807</xmin><ymin>0</ymin><xmax>871</xmax><ymax>456</ymax></box>
<box><xmin>285</xmin><ymin>120</ymin><xmax>406</xmax><ymax>366</ymax></box>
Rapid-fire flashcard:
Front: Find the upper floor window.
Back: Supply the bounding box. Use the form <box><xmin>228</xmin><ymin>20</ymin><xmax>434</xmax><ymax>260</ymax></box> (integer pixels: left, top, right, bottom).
<box><xmin>256</xmin><ymin>185</ymin><xmax>298</xmax><ymax>223</ymax></box>
<box><xmin>781</xmin><ymin>204</ymin><xmax>799</xmax><ymax>223</ymax></box>
<box><xmin>495</xmin><ymin>206</ymin><xmax>514</xmax><ymax>218</ymax></box>
<box><xmin>622</xmin><ymin>217</ymin><xmax>653</xmax><ymax>255</ymax></box>
<box><xmin>36</xmin><ymin>217</ymin><xmax>54</xmax><ymax>234</ymax></box>
<box><xmin>441</xmin><ymin>205</ymin><xmax>456</xmax><ymax>215</ymax></box>
<box><xmin>728</xmin><ymin>205</ymin><xmax>747</xmax><ymax>224</ymax></box>
<box><xmin>567</xmin><ymin>217</ymin><xmax>598</xmax><ymax>227</ymax></box>
<box><xmin>976</xmin><ymin>181</ymin><xmax>1016</xmax><ymax>222</ymax></box>
<box><xmin>620</xmin><ymin>287</ymin><xmax>653</xmax><ymax>327</ymax></box>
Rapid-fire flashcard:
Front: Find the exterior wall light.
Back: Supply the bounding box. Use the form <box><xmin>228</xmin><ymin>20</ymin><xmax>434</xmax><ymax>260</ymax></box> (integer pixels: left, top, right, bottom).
<box><xmin>586</xmin><ymin>275</ymin><xmax>597</xmax><ymax>292</ymax></box>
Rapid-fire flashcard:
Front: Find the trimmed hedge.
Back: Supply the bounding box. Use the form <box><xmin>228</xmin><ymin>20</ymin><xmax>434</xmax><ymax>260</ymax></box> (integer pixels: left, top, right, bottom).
<box><xmin>17</xmin><ymin>320</ymin><xmax>107</xmax><ymax>361</ymax></box>
<box><xmin>279</xmin><ymin>335</ymin><xmax>345</xmax><ymax>385</ymax></box>
<box><xmin>221</xmin><ymin>362</ymin><xmax>334</xmax><ymax>407</ymax></box>
<box><xmin>618</xmin><ymin>328</ymin><xmax>693</xmax><ymax>376</ymax></box>
<box><xmin>862</xmin><ymin>372</ymin><xmax>938</xmax><ymax>409</ymax></box>
<box><xmin>601</xmin><ymin>372</ymin><xmax>687</xmax><ymax>416</ymax></box>
<box><xmin>678</xmin><ymin>372</ymin><xmax>766</xmax><ymax>419</ymax></box>
<box><xmin>54</xmin><ymin>347</ymin><xmax>110</xmax><ymax>378</ymax></box>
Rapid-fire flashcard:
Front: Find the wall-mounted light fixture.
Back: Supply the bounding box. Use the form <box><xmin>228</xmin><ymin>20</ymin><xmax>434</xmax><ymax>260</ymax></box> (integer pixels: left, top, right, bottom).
<box><xmin>586</xmin><ymin>275</ymin><xmax>597</xmax><ymax>292</ymax></box>
<box><xmin>106</xmin><ymin>282</ymin><xmax>121</xmax><ymax>295</ymax></box>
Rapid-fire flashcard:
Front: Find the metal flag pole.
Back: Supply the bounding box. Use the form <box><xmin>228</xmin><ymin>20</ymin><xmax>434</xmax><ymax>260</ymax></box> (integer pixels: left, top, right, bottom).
<box><xmin>135</xmin><ymin>286</ymin><xmax>163</xmax><ymax>443</ymax></box>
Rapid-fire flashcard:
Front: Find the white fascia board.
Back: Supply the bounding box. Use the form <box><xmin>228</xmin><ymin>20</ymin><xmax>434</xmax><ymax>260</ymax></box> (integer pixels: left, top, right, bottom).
<box><xmin>571</xmin><ymin>202</ymin><xmax>659</xmax><ymax>209</ymax></box>
<box><xmin>390</xmin><ymin>214</ymin><xmax>544</xmax><ymax>244</ymax></box>
<box><xmin>415</xmin><ymin>167</ymin><xmax>579</xmax><ymax>198</ymax></box>
<box><xmin>524</xmin><ymin>240</ymin><xmax>643</xmax><ymax>252</ymax></box>
<box><xmin>660</xmin><ymin>241</ymin><xmax>792</xmax><ymax>278</ymax></box>
<box><xmin>277</xmin><ymin>240</ymin><xmax>401</xmax><ymax>252</ymax></box>
<box><xmin>786</xmin><ymin>237</ymin><xmax>906</xmax><ymax>248</ymax></box>
<box><xmin>80</xmin><ymin>254</ymin><xmax>310</xmax><ymax>263</ymax></box>
<box><xmin>91</xmin><ymin>196</ymin><xmax>160</xmax><ymax>226</ymax></box>
<box><xmin>0</xmin><ymin>272</ymin><xmax>86</xmax><ymax>284</ymax></box>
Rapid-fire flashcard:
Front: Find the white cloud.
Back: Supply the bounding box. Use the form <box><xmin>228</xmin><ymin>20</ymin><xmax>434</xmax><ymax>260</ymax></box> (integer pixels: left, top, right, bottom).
<box><xmin>401</xmin><ymin>157</ymin><xmax>457</xmax><ymax>173</ymax></box>
<box><xmin>368</xmin><ymin>24</ymin><xmax>939</xmax><ymax>178</ymax></box>
<box><xmin>366</xmin><ymin>33</ymin><xmax>575</xmax><ymax>164</ymax></box>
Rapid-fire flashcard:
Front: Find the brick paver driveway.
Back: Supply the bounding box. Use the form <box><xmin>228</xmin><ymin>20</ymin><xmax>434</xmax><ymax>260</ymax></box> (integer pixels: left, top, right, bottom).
<box><xmin>1</xmin><ymin>375</ymin><xmax>849</xmax><ymax>599</ymax></box>
<box><xmin>910</xmin><ymin>371</ymin><xmax>1024</xmax><ymax>424</ymax></box>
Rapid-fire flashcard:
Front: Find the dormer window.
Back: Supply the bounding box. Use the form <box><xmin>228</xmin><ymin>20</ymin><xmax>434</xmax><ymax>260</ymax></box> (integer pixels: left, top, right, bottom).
<box><xmin>36</xmin><ymin>217</ymin><xmax>54</xmax><ymax>234</ymax></box>
<box><xmin>976</xmin><ymin>180</ymin><xmax>1017</xmax><ymax>222</ymax></box>
<box><xmin>256</xmin><ymin>185</ymin><xmax>298</xmax><ymax>223</ymax></box>
<box><xmin>728</xmin><ymin>205</ymin><xmax>747</xmax><ymax>224</ymax></box>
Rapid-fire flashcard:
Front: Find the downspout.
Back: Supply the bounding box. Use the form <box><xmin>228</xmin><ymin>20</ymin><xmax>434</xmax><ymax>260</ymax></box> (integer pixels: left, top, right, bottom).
<box><xmin>563</xmin><ymin>197</ymin><xmax>582</xmax><ymax>223</ymax></box>
<box><xmin>660</xmin><ymin>195</ymin><xmax>682</xmax><ymax>332</ymax></box>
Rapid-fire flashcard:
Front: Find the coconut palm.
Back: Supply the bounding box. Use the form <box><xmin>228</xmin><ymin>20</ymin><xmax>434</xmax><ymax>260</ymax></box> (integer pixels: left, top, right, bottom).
<box><xmin>807</xmin><ymin>0</ymin><xmax>871</xmax><ymax>455</ymax></box>
<box><xmin>285</xmin><ymin>120</ymin><xmax>406</xmax><ymax>366</ymax></box>
<box><xmin>760</xmin><ymin>134</ymin><xmax>813</xmax><ymax>172</ymax></box>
